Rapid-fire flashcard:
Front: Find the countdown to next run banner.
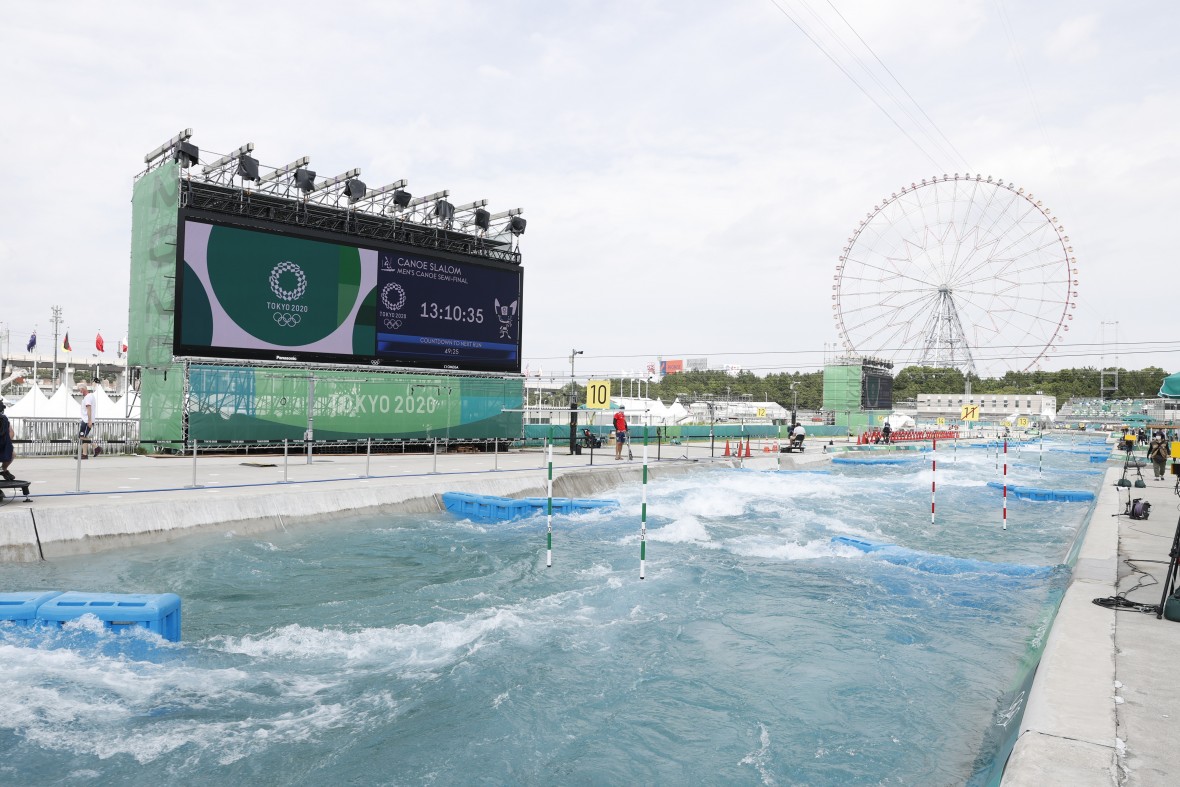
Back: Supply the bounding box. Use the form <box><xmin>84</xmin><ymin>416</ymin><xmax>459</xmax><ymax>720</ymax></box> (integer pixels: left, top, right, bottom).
<box><xmin>176</xmin><ymin>217</ymin><xmax>522</xmax><ymax>373</ymax></box>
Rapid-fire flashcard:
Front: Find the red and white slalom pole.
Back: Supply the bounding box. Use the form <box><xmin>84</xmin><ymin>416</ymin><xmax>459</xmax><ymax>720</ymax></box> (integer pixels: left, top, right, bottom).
<box><xmin>930</xmin><ymin>438</ymin><xmax>937</xmax><ymax>524</ymax></box>
<box><xmin>1002</xmin><ymin>439</ymin><xmax>1008</xmax><ymax>531</ymax></box>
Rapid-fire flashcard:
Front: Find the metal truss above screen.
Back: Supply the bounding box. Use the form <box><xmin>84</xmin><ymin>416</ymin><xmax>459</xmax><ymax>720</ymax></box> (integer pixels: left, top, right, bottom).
<box><xmin>181</xmin><ymin>180</ymin><xmax>521</xmax><ymax>266</ymax></box>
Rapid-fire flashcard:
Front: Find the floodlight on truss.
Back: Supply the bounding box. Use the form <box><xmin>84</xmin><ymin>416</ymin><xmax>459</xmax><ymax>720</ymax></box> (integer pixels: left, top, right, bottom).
<box><xmin>453</xmin><ymin>200</ymin><xmax>489</xmax><ymax>231</ymax></box>
<box><xmin>487</xmin><ymin>207</ymin><xmax>526</xmax><ymax>237</ymax></box>
<box><xmin>342</xmin><ymin>178</ymin><xmax>367</xmax><ymax>203</ymax></box>
<box><xmin>351</xmin><ymin>179</ymin><xmax>410</xmax><ymax>213</ymax></box>
<box><xmin>433</xmin><ymin>199</ymin><xmax>455</xmax><ymax>226</ymax></box>
<box><xmin>259</xmin><ymin>156</ymin><xmax>311</xmax><ymax>184</ymax></box>
<box><xmin>201</xmin><ymin>143</ymin><xmax>256</xmax><ymax>183</ymax></box>
<box><xmin>312</xmin><ymin>168</ymin><xmax>361</xmax><ymax>193</ymax></box>
<box><xmin>144</xmin><ymin>128</ymin><xmax>194</xmax><ymax>165</ymax></box>
<box><xmin>406</xmin><ymin>190</ymin><xmax>449</xmax><ymax>209</ymax></box>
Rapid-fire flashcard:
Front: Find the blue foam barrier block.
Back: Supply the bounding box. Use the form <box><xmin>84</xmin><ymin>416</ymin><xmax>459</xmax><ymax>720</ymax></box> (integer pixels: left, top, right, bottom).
<box><xmin>831</xmin><ymin>536</ymin><xmax>1055</xmax><ymax>578</ymax></box>
<box><xmin>0</xmin><ymin>591</ymin><xmax>63</xmax><ymax>626</ymax></box>
<box><xmin>984</xmin><ymin>482</ymin><xmax>1095</xmax><ymax>502</ymax></box>
<box><xmin>1089</xmin><ymin>455</ymin><xmax>1112</xmax><ymax>463</ymax></box>
<box><xmin>443</xmin><ymin>492</ymin><xmax>616</xmax><ymax>522</ymax></box>
<box><xmin>36</xmin><ymin>592</ymin><xmax>181</xmax><ymax>642</ymax></box>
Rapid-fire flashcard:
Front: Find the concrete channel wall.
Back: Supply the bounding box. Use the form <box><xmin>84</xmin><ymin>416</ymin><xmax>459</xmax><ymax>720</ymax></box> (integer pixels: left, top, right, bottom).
<box><xmin>0</xmin><ymin>459</ymin><xmax>722</xmax><ymax>562</ymax></box>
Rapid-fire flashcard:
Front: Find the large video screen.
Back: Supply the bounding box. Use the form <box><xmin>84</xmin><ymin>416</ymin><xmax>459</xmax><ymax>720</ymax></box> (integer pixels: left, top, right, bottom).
<box><xmin>175</xmin><ymin>215</ymin><xmax>522</xmax><ymax>372</ymax></box>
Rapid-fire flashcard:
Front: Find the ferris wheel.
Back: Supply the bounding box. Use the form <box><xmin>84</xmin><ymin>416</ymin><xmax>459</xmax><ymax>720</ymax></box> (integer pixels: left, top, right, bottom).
<box><xmin>832</xmin><ymin>174</ymin><xmax>1077</xmax><ymax>374</ymax></box>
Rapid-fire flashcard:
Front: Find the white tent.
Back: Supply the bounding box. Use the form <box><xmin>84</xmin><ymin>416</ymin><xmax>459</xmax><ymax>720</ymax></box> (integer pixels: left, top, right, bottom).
<box><xmin>886</xmin><ymin>412</ymin><xmax>916</xmax><ymax>430</ymax></box>
<box><xmin>46</xmin><ymin>383</ymin><xmax>79</xmax><ymax>419</ymax></box>
<box><xmin>4</xmin><ymin>385</ymin><xmax>51</xmax><ymax>418</ymax></box>
<box><xmin>666</xmin><ymin>399</ymin><xmax>691</xmax><ymax>424</ymax></box>
<box><xmin>91</xmin><ymin>386</ymin><xmax>120</xmax><ymax>419</ymax></box>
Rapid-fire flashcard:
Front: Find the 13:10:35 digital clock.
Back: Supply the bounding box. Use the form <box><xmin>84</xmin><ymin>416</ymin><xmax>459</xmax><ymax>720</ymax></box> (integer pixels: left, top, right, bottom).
<box><xmin>419</xmin><ymin>303</ymin><xmax>485</xmax><ymax>323</ymax></box>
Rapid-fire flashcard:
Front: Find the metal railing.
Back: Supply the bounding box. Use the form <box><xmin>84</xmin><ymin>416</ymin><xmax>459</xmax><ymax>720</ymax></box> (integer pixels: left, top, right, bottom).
<box><xmin>9</xmin><ymin>418</ymin><xmax>140</xmax><ymax>456</ymax></box>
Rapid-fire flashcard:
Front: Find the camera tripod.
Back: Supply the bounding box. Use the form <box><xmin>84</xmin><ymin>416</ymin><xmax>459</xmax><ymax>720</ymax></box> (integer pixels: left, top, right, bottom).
<box><xmin>1117</xmin><ymin>443</ymin><xmax>1147</xmax><ymax>489</ymax></box>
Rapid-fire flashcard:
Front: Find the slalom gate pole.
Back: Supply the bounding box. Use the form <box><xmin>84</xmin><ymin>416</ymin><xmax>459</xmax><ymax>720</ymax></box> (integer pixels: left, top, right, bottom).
<box><xmin>546</xmin><ymin>442</ymin><xmax>554</xmax><ymax>568</ymax></box>
<box><xmin>1002</xmin><ymin>439</ymin><xmax>1008</xmax><ymax>531</ymax></box>
<box><xmin>283</xmin><ymin>439</ymin><xmax>289</xmax><ymax>483</ymax></box>
<box><xmin>931</xmin><ymin>438</ymin><xmax>937</xmax><ymax>524</ymax></box>
<box><xmin>1038</xmin><ymin>431</ymin><xmax>1043</xmax><ymax>477</ymax></box>
<box><xmin>74</xmin><ymin>437</ymin><xmax>82</xmax><ymax>493</ymax></box>
<box><xmin>954</xmin><ymin>429</ymin><xmax>958</xmax><ymax>464</ymax></box>
<box><xmin>640</xmin><ymin>430</ymin><xmax>649</xmax><ymax>579</ymax></box>
<box><xmin>365</xmin><ymin>437</ymin><xmax>371</xmax><ymax>478</ymax></box>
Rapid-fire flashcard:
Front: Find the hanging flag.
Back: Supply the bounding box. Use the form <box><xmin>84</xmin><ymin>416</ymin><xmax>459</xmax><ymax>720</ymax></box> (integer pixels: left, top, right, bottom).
<box><xmin>62</xmin><ymin>332</ymin><xmax>71</xmax><ymax>352</ymax></box>
<box><xmin>27</xmin><ymin>331</ymin><xmax>36</xmax><ymax>352</ymax></box>
<box><xmin>95</xmin><ymin>332</ymin><xmax>105</xmax><ymax>353</ymax></box>
<box><xmin>118</xmin><ymin>337</ymin><xmax>127</xmax><ymax>358</ymax></box>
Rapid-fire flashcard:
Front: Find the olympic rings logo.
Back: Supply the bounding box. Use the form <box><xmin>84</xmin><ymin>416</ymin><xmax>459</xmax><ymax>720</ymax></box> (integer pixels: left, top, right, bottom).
<box><xmin>273</xmin><ymin>312</ymin><xmax>302</xmax><ymax>327</ymax></box>
<box><xmin>383</xmin><ymin>319</ymin><xmax>403</xmax><ymax>330</ymax></box>
<box><xmin>269</xmin><ymin>261</ymin><xmax>308</xmax><ymax>301</ymax></box>
<box><xmin>381</xmin><ymin>282</ymin><xmax>406</xmax><ymax>312</ymax></box>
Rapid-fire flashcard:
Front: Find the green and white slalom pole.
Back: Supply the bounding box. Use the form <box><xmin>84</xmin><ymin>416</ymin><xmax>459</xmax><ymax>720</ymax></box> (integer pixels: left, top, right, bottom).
<box><xmin>640</xmin><ymin>428</ymin><xmax>649</xmax><ymax>579</ymax></box>
<box><xmin>546</xmin><ymin>442</ymin><xmax>554</xmax><ymax>568</ymax></box>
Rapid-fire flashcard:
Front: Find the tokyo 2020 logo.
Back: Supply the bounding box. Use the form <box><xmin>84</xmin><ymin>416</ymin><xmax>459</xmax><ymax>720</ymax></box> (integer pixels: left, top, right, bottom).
<box><xmin>381</xmin><ymin>282</ymin><xmax>406</xmax><ymax>312</ymax></box>
<box><xmin>269</xmin><ymin>261</ymin><xmax>308</xmax><ymax>301</ymax></box>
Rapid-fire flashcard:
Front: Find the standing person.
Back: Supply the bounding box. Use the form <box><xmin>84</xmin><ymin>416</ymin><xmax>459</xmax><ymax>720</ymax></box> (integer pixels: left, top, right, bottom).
<box><xmin>792</xmin><ymin>421</ymin><xmax>806</xmax><ymax>448</ymax></box>
<box><xmin>881</xmin><ymin>420</ymin><xmax>892</xmax><ymax>444</ymax></box>
<box><xmin>79</xmin><ymin>383</ymin><xmax>96</xmax><ymax>459</ymax></box>
<box><xmin>613</xmin><ymin>406</ymin><xmax>629</xmax><ymax>460</ymax></box>
<box><xmin>0</xmin><ymin>400</ymin><xmax>15</xmax><ymax>481</ymax></box>
<box><xmin>1148</xmin><ymin>435</ymin><xmax>1169</xmax><ymax>481</ymax></box>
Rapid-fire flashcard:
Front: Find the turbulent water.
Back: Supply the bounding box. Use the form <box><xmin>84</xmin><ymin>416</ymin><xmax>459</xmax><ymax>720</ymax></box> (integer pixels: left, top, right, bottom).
<box><xmin>0</xmin><ymin>439</ymin><xmax>1102</xmax><ymax>785</ymax></box>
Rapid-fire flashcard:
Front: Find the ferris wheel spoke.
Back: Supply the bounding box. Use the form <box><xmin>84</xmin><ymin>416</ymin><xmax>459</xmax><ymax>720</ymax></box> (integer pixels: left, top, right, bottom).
<box><xmin>842</xmin><ymin>256</ymin><xmax>940</xmax><ymax>289</ymax></box>
<box><xmin>840</xmin><ymin>290</ymin><xmax>940</xmax><ymax>338</ymax></box>
<box><xmin>954</xmin><ymin>257</ymin><xmax>1070</xmax><ymax>292</ymax></box>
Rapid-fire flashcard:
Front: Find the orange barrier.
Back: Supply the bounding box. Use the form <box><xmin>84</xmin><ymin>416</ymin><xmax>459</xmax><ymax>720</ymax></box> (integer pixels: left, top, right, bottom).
<box><xmin>860</xmin><ymin>429</ymin><xmax>959</xmax><ymax>444</ymax></box>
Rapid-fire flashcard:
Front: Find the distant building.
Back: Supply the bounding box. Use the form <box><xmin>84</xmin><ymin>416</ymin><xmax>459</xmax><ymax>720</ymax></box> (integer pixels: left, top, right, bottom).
<box><xmin>916</xmin><ymin>393</ymin><xmax>1057</xmax><ymax>423</ymax></box>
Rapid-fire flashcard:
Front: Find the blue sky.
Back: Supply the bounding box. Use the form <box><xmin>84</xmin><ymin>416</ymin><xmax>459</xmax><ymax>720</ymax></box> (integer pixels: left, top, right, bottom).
<box><xmin>1</xmin><ymin>1</ymin><xmax>1176</xmax><ymax>384</ymax></box>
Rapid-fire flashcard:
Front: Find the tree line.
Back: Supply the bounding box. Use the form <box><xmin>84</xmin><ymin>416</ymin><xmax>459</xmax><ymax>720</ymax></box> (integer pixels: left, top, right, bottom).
<box><xmin>594</xmin><ymin>366</ymin><xmax>1172</xmax><ymax>412</ymax></box>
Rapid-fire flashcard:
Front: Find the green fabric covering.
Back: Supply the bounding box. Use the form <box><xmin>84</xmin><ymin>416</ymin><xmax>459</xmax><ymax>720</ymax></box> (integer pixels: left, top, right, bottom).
<box><xmin>1159</xmin><ymin>372</ymin><xmax>1180</xmax><ymax>399</ymax></box>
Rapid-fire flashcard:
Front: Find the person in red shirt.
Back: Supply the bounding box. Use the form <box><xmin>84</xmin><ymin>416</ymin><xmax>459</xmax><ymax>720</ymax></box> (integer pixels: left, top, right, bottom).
<box><xmin>613</xmin><ymin>406</ymin><xmax>629</xmax><ymax>460</ymax></box>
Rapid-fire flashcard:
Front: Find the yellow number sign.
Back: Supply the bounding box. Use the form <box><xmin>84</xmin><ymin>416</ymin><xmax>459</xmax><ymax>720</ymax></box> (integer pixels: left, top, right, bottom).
<box><xmin>756</xmin><ymin>407</ymin><xmax>766</xmax><ymax>418</ymax></box>
<box><xmin>935</xmin><ymin>417</ymin><xmax>946</xmax><ymax>426</ymax></box>
<box><xmin>960</xmin><ymin>404</ymin><xmax>980</xmax><ymax>422</ymax></box>
<box><xmin>586</xmin><ymin>379</ymin><xmax>611</xmax><ymax>409</ymax></box>
<box><xmin>1016</xmin><ymin>417</ymin><xmax>1030</xmax><ymax>427</ymax></box>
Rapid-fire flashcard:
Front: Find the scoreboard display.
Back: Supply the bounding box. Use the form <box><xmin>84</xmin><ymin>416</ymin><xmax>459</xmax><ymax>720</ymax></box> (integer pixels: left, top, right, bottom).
<box><xmin>175</xmin><ymin>215</ymin><xmax>522</xmax><ymax>373</ymax></box>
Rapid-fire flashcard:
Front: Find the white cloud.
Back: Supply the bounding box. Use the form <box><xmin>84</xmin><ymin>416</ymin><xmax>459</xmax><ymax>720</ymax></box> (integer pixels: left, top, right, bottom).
<box><xmin>0</xmin><ymin>0</ymin><xmax>1176</xmax><ymax>376</ymax></box>
<box><xmin>1045</xmin><ymin>14</ymin><xmax>1102</xmax><ymax>63</ymax></box>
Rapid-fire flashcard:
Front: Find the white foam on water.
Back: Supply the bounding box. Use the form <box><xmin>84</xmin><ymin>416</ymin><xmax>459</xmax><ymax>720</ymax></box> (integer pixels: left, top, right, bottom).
<box><xmin>213</xmin><ymin>607</ymin><xmax>525</xmax><ymax>674</ymax></box>
<box><xmin>724</xmin><ymin>536</ymin><xmax>850</xmax><ymax>562</ymax></box>
<box><xmin>646</xmin><ymin>516</ymin><xmax>713</xmax><ymax>544</ymax></box>
<box><xmin>739</xmin><ymin>722</ymin><xmax>777</xmax><ymax>785</ymax></box>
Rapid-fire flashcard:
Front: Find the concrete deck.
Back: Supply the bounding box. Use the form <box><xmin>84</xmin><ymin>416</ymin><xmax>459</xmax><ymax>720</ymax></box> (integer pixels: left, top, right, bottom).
<box><xmin>1004</xmin><ymin>460</ymin><xmax>1180</xmax><ymax>785</ymax></box>
<box><xmin>0</xmin><ymin>439</ymin><xmax>830</xmax><ymax>561</ymax></box>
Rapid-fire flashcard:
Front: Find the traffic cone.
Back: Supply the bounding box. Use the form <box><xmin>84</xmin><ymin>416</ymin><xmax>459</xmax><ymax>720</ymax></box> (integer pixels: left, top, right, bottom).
<box><xmin>744</xmin><ymin>437</ymin><xmax>752</xmax><ymax>457</ymax></box>
<box><xmin>724</xmin><ymin>439</ymin><xmax>731</xmax><ymax>457</ymax></box>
